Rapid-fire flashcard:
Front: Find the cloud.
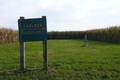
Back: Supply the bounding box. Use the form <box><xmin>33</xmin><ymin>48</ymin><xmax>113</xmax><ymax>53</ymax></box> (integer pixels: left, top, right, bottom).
<box><xmin>0</xmin><ymin>0</ymin><xmax>120</xmax><ymax>31</ymax></box>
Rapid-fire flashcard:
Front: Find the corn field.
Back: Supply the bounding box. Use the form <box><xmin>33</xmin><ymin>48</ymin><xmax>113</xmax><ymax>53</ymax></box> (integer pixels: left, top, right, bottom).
<box><xmin>48</xmin><ymin>26</ymin><xmax>120</xmax><ymax>44</ymax></box>
<box><xmin>47</xmin><ymin>31</ymin><xmax>85</xmax><ymax>39</ymax></box>
<box><xmin>0</xmin><ymin>28</ymin><xmax>19</xmax><ymax>44</ymax></box>
<box><xmin>0</xmin><ymin>26</ymin><xmax>120</xmax><ymax>44</ymax></box>
<box><xmin>85</xmin><ymin>26</ymin><xmax>120</xmax><ymax>43</ymax></box>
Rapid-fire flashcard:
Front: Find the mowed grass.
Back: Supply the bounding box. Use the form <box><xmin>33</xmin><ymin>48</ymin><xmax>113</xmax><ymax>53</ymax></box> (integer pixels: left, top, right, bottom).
<box><xmin>0</xmin><ymin>40</ymin><xmax>120</xmax><ymax>80</ymax></box>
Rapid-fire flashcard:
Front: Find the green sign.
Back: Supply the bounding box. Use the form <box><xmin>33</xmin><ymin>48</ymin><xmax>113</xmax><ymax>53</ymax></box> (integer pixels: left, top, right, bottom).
<box><xmin>18</xmin><ymin>17</ymin><xmax>47</xmax><ymax>42</ymax></box>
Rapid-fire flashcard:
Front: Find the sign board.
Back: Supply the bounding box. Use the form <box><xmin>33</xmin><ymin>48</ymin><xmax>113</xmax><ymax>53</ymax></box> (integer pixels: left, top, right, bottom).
<box><xmin>18</xmin><ymin>16</ymin><xmax>48</xmax><ymax>71</ymax></box>
<box><xmin>18</xmin><ymin>17</ymin><xmax>47</xmax><ymax>42</ymax></box>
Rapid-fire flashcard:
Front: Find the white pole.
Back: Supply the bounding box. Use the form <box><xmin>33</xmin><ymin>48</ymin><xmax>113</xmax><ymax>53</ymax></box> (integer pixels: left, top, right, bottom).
<box><xmin>85</xmin><ymin>35</ymin><xmax>88</xmax><ymax>47</ymax></box>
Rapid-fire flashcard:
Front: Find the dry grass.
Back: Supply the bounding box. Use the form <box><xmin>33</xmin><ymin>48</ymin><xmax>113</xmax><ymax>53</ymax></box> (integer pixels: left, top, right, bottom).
<box><xmin>0</xmin><ymin>28</ymin><xmax>18</xmax><ymax>44</ymax></box>
<box><xmin>1</xmin><ymin>26</ymin><xmax>120</xmax><ymax>44</ymax></box>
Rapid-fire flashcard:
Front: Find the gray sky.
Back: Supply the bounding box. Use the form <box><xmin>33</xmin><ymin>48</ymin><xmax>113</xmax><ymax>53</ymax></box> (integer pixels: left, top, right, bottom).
<box><xmin>0</xmin><ymin>0</ymin><xmax>120</xmax><ymax>31</ymax></box>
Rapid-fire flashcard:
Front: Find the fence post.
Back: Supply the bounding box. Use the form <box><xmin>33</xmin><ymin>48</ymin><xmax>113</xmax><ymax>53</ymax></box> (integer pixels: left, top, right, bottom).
<box><xmin>20</xmin><ymin>16</ymin><xmax>25</xmax><ymax>71</ymax></box>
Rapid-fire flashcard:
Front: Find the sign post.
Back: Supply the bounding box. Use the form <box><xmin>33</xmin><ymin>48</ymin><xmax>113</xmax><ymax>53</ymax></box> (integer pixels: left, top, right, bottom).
<box><xmin>18</xmin><ymin>16</ymin><xmax>47</xmax><ymax>71</ymax></box>
<box><xmin>43</xmin><ymin>41</ymin><xmax>47</xmax><ymax>70</ymax></box>
<box><xmin>20</xmin><ymin>17</ymin><xmax>25</xmax><ymax>71</ymax></box>
<box><xmin>42</xmin><ymin>16</ymin><xmax>48</xmax><ymax>70</ymax></box>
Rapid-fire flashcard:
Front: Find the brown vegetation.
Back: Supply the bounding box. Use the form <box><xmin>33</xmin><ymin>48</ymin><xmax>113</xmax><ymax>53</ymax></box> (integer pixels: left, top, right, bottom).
<box><xmin>0</xmin><ymin>28</ymin><xmax>18</xmax><ymax>44</ymax></box>
<box><xmin>1</xmin><ymin>26</ymin><xmax>120</xmax><ymax>44</ymax></box>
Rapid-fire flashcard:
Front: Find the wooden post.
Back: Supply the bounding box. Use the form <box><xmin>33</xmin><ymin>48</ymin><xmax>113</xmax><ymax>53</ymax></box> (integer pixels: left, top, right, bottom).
<box><xmin>20</xmin><ymin>17</ymin><xmax>25</xmax><ymax>71</ymax></box>
<box><xmin>42</xmin><ymin>16</ymin><xmax>48</xmax><ymax>70</ymax></box>
<box><xmin>43</xmin><ymin>41</ymin><xmax>48</xmax><ymax>70</ymax></box>
<box><xmin>84</xmin><ymin>35</ymin><xmax>88</xmax><ymax>47</ymax></box>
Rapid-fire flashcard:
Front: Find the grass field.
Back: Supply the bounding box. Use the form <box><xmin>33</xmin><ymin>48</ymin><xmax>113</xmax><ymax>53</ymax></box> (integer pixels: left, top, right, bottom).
<box><xmin>0</xmin><ymin>40</ymin><xmax>120</xmax><ymax>80</ymax></box>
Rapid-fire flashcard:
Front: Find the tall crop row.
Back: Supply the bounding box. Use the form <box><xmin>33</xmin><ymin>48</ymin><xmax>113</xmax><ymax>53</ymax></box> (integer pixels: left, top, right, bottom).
<box><xmin>48</xmin><ymin>26</ymin><xmax>120</xmax><ymax>44</ymax></box>
<box><xmin>85</xmin><ymin>26</ymin><xmax>120</xmax><ymax>43</ymax></box>
<box><xmin>0</xmin><ymin>26</ymin><xmax>120</xmax><ymax>44</ymax></box>
<box><xmin>0</xmin><ymin>28</ymin><xmax>18</xmax><ymax>44</ymax></box>
<box><xmin>47</xmin><ymin>31</ymin><xmax>85</xmax><ymax>39</ymax></box>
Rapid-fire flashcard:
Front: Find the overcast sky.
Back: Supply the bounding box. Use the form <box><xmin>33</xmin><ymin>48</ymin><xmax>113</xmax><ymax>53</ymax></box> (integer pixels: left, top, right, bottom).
<box><xmin>0</xmin><ymin>0</ymin><xmax>120</xmax><ymax>31</ymax></box>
